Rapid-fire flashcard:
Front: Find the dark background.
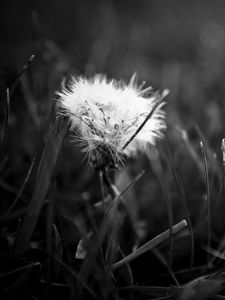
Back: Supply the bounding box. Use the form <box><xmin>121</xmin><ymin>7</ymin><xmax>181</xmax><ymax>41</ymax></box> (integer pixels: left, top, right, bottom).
<box><xmin>1</xmin><ymin>0</ymin><xmax>225</xmax><ymax>138</ymax></box>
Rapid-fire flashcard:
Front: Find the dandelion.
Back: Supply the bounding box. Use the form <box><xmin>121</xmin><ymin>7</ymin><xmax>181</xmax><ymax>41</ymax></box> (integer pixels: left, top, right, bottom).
<box><xmin>57</xmin><ymin>74</ymin><xmax>168</xmax><ymax>169</ymax></box>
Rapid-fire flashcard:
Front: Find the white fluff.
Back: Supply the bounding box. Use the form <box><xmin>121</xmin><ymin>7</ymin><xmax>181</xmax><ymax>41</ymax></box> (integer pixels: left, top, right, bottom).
<box><xmin>57</xmin><ymin>74</ymin><xmax>168</xmax><ymax>168</ymax></box>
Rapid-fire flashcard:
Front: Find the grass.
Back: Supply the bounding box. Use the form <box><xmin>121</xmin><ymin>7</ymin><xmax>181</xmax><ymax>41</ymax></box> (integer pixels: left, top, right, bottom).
<box><xmin>2</xmin><ymin>3</ymin><xmax>225</xmax><ymax>299</ymax></box>
<box><xmin>1</xmin><ymin>55</ymin><xmax>225</xmax><ymax>300</ymax></box>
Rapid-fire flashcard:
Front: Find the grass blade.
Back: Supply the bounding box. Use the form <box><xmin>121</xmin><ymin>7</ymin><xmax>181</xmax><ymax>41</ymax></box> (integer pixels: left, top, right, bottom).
<box><xmin>13</xmin><ymin>116</ymin><xmax>68</xmax><ymax>257</ymax></box>
<box><xmin>146</xmin><ymin>149</ymin><xmax>174</xmax><ymax>273</ymax></box>
<box><xmin>200</xmin><ymin>140</ymin><xmax>211</xmax><ymax>267</ymax></box>
<box><xmin>152</xmin><ymin>249</ymin><xmax>179</xmax><ymax>286</ymax></box>
<box><xmin>38</xmin><ymin>248</ymin><xmax>99</xmax><ymax>300</ymax></box>
<box><xmin>220</xmin><ymin>138</ymin><xmax>225</xmax><ymax>196</ymax></box>
<box><xmin>0</xmin><ymin>89</ymin><xmax>10</xmax><ymax>163</ymax></box>
<box><xmin>122</xmin><ymin>90</ymin><xmax>168</xmax><ymax>150</ymax></box>
<box><xmin>0</xmin><ymin>262</ymin><xmax>40</xmax><ymax>280</ymax></box>
<box><xmin>117</xmin><ymin>285</ymin><xmax>171</xmax><ymax>296</ymax></box>
<box><xmin>3</xmin><ymin>159</ymin><xmax>35</xmax><ymax>216</ymax></box>
<box><xmin>9</xmin><ymin>54</ymin><xmax>35</xmax><ymax>98</ymax></box>
<box><xmin>77</xmin><ymin>170</ymin><xmax>145</xmax><ymax>295</ymax></box>
<box><xmin>105</xmin><ymin>169</ymin><xmax>145</xmax><ymax>216</ymax></box>
<box><xmin>166</xmin><ymin>140</ymin><xmax>195</xmax><ymax>270</ymax></box>
<box><xmin>111</xmin><ymin>219</ymin><xmax>187</xmax><ymax>271</ymax></box>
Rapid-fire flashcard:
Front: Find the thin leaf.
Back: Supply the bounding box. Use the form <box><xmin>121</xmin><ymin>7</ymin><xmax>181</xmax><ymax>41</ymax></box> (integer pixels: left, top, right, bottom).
<box><xmin>218</xmin><ymin>138</ymin><xmax>225</xmax><ymax>200</ymax></box>
<box><xmin>3</xmin><ymin>159</ymin><xmax>35</xmax><ymax>216</ymax></box>
<box><xmin>152</xmin><ymin>249</ymin><xmax>179</xmax><ymax>286</ymax></box>
<box><xmin>0</xmin><ymin>88</ymin><xmax>10</xmax><ymax>163</ymax></box>
<box><xmin>0</xmin><ymin>262</ymin><xmax>40</xmax><ymax>279</ymax></box>
<box><xmin>166</xmin><ymin>140</ymin><xmax>195</xmax><ymax>270</ymax></box>
<box><xmin>116</xmin><ymin>248</ymin><xmax>134</xmax><ymax>300</ymax></box>
<box><xmin>111</xmin><ymin>219</ymin><xmax>188</xmax><ymax>270</ymax></box>
<box><xmin>105</xmin><ymin>169</ymin><xmax>145</xmax><ymax>216</ymax></box>
<box><xmin>146</xmin><ymin>149</ymin><xmax>174</xmax><ymax>274</ymax></box>
<box><xmin>200</xmin><ymin>140</ymin><xmax>211</xmax><ymax>267</ymax></box>
<box><xmin>93</xmin><ymin>170</ymin><xmax>146</xmax><ymax>254</ymax></box>
<box><xmin>9</xmin><ymin>54</ymin><xmax>35</xmax><ymax>97</ymax></box>
<box><xmin>20</xmin><ymin>73</ymin><xmax>41</xmax><ymax>129</ymax></box>
<box><xmin>52</xmin><ymin>223</ymin><xmax>63</xmax><ymax>260</ymax></box>
<box><xmin>172</xmin><ymin>278</ymin><xmax>223</xmax><ymax>300</ymax></box>
<box><xmin>43</xmin><ymin>251</ymin><xmax>99</xmax><ymax>300</ymax></box>
<box><xmin>13</xmin><ymin>116</ymin><xmax>68</xmax><ymax>257</ymax></box>
<box><xmin>122</xmin><ymin>90</ymin><xmax>168</xmax><ymax>150</ymax></box>
<box><xmin>117</xmin><ymin>285</ymin><xmax>171</xmax><ymax>297</ymax></box>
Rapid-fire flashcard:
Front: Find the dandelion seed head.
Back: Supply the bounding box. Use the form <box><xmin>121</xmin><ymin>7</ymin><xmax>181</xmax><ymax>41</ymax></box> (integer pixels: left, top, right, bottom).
<box><xmin>57</xmin><ymin>74</ymin><xmax>168</xmax><ymax>169</ymax></box>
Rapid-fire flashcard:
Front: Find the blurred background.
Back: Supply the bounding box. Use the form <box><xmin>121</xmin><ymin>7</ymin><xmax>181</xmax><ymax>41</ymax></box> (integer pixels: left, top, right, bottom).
<box><xmin>1</xmin><ymin>0</ymin><xmax>225</xmax><ymax>294</ymax></box>
<box><xmin>1</xmin><ymin>0</ymin><xmax>225</xmax><ymax>139</ymax></box>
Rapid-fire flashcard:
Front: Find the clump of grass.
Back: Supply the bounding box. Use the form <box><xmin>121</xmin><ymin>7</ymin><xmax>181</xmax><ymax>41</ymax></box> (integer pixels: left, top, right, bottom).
<box><xmin>1</xmin><ymin>49</ymin><xmax>225</xmax><ymax>300</ymax></box>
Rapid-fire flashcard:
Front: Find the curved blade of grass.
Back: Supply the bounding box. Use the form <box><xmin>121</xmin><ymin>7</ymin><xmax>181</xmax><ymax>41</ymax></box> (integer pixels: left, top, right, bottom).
<box><xmin>177</xmin><ymin>127</ymin><xmax>204</xmax><ymax>174</ymax></box>
<box><xmin>221</xmin><ymin>139</ymin><xmax>225</xmax><ymax>194</ymax></box>
<box><xmin>218</xmin><ymin>138</ymin><xmax>225</xmax><ymax>202</ymax></box>
<box><xmin>117</xmin><ymin>285</ymin><xmax>171</xmax><ymax>294</ymax></box>
<box><xmin>200</xmin><ymin>140</ymin><xmax>211</xmax><ymax>267</ymax></box>
<box><xmin>0</xmin><ymin>55</ymin><xmax>35</xmax><ymax>165</ymax></box>
<box><xmin>165</xmin><ymin>140</ymin><xmax>194</xmax><ymax>270</ymax></box>
<box><xmin>104</xmin><ymin>169</ymin><xmax>145</xmax><ymax>216</ymax></box>
<box><xmin>117</xmin><ymin>285</ymin><xmax>172</xmax><ymax>300</ymax></box>
<box><xmin>0</xmin><ymin>262</ymin><xmax>41</xmax><ymax>279</ymax></box>
<box><xmin>117</xmin><ymin>247</ymin><xmax>134</xmax><ymax>300</ymax></box>
<box><xmin>3</xmin><ymin>159</ymin><xmax>35</xmax><ymax>216</ymax></box>
<box><xmin>152</xmin><ymin>249</ymin><xmax>179</xmax><ymax>286</ymax></box>
<box><xmin>122</xmin><ymin>90</ymin><xmax>168</xmax><ymax>150</ymax></box>
<box><xmin>146</xmin><ymin>150</ymin><xmax>174</xmax><ymax>274</ymax></box>
<box><xmin>39</xmin><ymin>248</ymin><xmax>99</xmax><ymax>300</ymax></box>
<box><xmin>210</xmin><ymin>232</ymin><xmax>225</xmax><ymax>266</ymax></box>
<box><xmin>110</xmin><ymin>220</ymin><xmax>187</xmax><ymax>271</ymax></box>
<box><xmin>0</xmin><ymin>89</ymin><xmax>10</xmax><ymax>163</ymax></box>
<box><xmin>20</xmin><ymin>73</ymin><xmax>41</xmax><ymax>130</ymax></box>
<box><xmin>95</xmin><ymin>170</ymin><xmax>145</xmax><ymax>255</ymax></box>
<box><xmin>212</xmin><ymin>139</ymin><xmax>225</xmax><ymax>229</ymax></box>
<box><xmin>99</xmin><ymin>169</ymin><xmax>106</xmax><ymax>210</ymax></box>
<box><xmin>78</xmin><ymin>170</ymin><xmax>145</xmax><ymax>289</ymax></box>
<box><xmin>9</xmin><ymin>54</ymin><xmax>35</xmax><ymax>97</ymax></box>
<box><xmin>13</xmin><ymin>116</ymin><xmax>68</xmax><ymax>257</ymax></box>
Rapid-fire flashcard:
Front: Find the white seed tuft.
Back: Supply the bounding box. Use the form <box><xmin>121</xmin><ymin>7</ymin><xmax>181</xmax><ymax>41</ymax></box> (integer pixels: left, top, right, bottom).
<box><xmin>57</xmin><ymin>74</ymin><xmax>168</xmax><ymax>169</ymax></box>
